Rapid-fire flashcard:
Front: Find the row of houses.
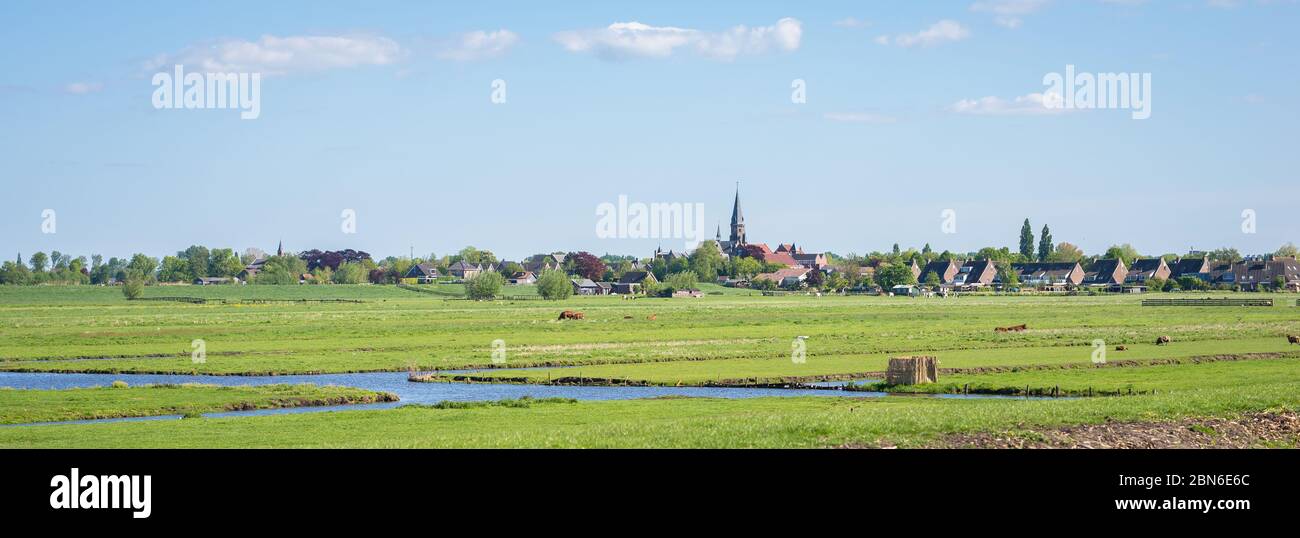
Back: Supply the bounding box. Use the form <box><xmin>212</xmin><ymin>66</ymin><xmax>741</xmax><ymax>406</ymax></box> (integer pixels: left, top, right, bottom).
<box><xmin>906</xmin><ymin>255</ymin><xmax>1300</xmax><ymax>292</ymax></box>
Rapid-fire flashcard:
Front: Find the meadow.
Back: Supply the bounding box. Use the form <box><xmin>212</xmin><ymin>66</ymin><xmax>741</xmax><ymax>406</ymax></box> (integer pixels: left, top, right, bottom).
<box><xmin>1</xmin><ymin>284</ymin><xmax>1298</xmax><ymax>447</ymax></box>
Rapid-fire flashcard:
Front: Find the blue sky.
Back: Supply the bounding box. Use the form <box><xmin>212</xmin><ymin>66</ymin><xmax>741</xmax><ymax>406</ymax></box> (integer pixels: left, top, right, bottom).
<box><xmin>2</xmin><ymin>0</ymin><xmax>1297</xmax><ymax>261</ymax></box>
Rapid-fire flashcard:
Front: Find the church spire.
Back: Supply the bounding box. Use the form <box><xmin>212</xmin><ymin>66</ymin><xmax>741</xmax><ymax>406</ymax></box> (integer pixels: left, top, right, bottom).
<box><xmin>276</xmin><ymin>240</ymin><xmax>283</xmax><ymax>257</ymax></box>
<box><xmin>728</xmin><ymin>181</ymin><xmax>746</xmax><ymax>246</ymax></box>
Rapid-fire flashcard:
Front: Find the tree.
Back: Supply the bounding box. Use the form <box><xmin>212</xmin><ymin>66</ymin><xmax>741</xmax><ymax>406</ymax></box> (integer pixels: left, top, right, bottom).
<box><xmin>1037</xmin><ymin>225</ymin><xmax>1053</xmax><ymax>262</ymax></box>
<box><xmin>127</xmin><ymin>254</ymin><xmax>158</xmax><ymax>282</ymax></box>
<box><xmin>892</xmin><ymin>243</ymin><xmax>901</xmax><ymax>256</ymax></box>
<box><xmin>332</xmin><ymin>262</ymin><xmax>367</xmax><ymax>284</ymax></box>
<box><xmin>1276</xmin><ymin>243</ymin><xmax>1298</xmax><ymax>258</ymax></box>
<box><xmin>497</xmin><ymin>262</ymin><xmax>524</xmax><ymax>278</ymax></box>
<box><xmin>570</xmin><ymin>251</ymin><xmax>606</xmax><ymax>281</ymax></box>
<box><xmin>178</xmin><ymin>245</ymin><xmax>211</xmax><ymax>280</ymax></box>
<box><xmin>875</xmin><ymin>263</ymin><xmax>917</xmax><ymax>290</ymax></box>
<box><xmin>1272</xmin><ymin>275</ymin><xmax>1287</xmax><ymax>291</ymax></box>
<box><xmin>665</xmin><ymin>271</ymin><xmax>698</xmax><ymax>292</ymax></box>
<box><xmin>730</xmin><ymin>256</ymin><xmax>762</xmax><ymax>278</ymax></box>
<box><xmin>1103</xmin><ymin>244</ymin><xmax>1140</xmax><ymax>265</ymax></box>
<box><xmin>463</xmin><ymin>271</ymin><xmax>503</xmax><ymax>299</ymax></box>
<box><xmin>998</xmin><ymin>264</ymin><xmax>1021</xmax><ymax>290</ymax></box>
<box><xmin>923</xmin><ymin>271</ymin><xmax>940</xmax><ymax>287</ymax></box>
<box><xmin>158</xmin><ymin>256</ymin><xmax>191</xmax><ymax>282</ymax></box>
<box><xmin>0</xmin><ymin>261</ymin><xmax>32</xmax><ymax>285</ymax></box>
<box><xmin>536</xmin><ymin>269</ymin><xmax>572</xmax><ymax>300</ymax></box>
<box><xmin>689</xmin><ymin>241</ymin><xmax>725</xmax><ymax>281</ymax></box>
<box><xmin>1050</xmin><ymin>242</ymin><xmax>1084</xmax><ymax>263</ymax></box>
<box><xmin>1019</xmin><ymin>219</ymin><xmax>1035</xmax><ymax>261</ymax></box>
<box><xmin>1208</xmin><ymin>248</ymin><xmax>1242</xmax><ymax>263</ymax></box>
<box><xmin>29</xmin><ymin>252</ymin><xmax>48</xmax><ymax>273</ymax></box>
<box><xmin>209</xmin><ymin>248</ymin><xmax>244</xmax><ymax>277</ymax></box>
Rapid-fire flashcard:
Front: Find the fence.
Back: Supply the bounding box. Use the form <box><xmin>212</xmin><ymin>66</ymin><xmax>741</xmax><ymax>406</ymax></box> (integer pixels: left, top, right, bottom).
<box><xmin>1141</xmin><ymin>298</ymin><xmax>1274</xmax><ymax>307</ymax></box>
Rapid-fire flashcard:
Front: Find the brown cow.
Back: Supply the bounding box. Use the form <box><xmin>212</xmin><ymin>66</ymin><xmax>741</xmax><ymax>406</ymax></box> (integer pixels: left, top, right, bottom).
<box><xmin>1115</xmin><ymin>345</ymin><xmax>1128</xmax><ymax>351</ymax></box>
<box><xmin>1288</xmin><ymin>335</ymin><xmax>1300</xmax><ymax>345</ymax></box>
<box><xmin>995</xmin><ymin>324</ymin><xmax>1028</xmax><ymax>333</ymax></box>
<box><xmin>558</xmin><ymin>310</ymin><xmax>585</xmax><ymax>320</ymax></box>
<box><xmin>1156</xmin><ymin>335</ymin><xmax>1171</xmax><ymax>345</ymax></box>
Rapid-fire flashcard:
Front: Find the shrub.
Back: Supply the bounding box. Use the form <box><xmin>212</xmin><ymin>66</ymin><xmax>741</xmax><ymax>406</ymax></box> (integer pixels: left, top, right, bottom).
<box><xmin>464</xmin><ymin>271</ymin><xmax>504</xmax><ymax>300</ymax></box>
<box><xmin>122</xmin><ymin>278</ymin><xmax>144</xmax><ymax>300</ymax></box>
<box><xmin>111</xmin><ymin>380</ymin><xmax>129</xmax><ymax>388</ymax></box>
<box><xmin>536</xmin><ymin>270</ymin><xmax>572</xmax><ymax>300</ymax></box>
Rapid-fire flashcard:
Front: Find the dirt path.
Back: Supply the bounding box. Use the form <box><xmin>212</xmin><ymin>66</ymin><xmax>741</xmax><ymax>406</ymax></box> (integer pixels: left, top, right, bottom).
<box><xmin>935</xmin><ymin>411</ymin><xmax>1300</xmax><ymax>448</ymax></box>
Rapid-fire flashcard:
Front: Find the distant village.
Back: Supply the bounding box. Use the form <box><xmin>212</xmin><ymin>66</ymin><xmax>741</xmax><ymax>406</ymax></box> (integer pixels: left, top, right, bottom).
<box><xmin>4</xmin><ymin>186</ymin><xmax>1298</xmax><ymax>296</ymax></box>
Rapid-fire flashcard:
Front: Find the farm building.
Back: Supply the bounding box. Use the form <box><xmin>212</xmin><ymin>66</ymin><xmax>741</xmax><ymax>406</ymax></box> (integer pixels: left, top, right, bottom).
<box><xmin>1125</xmin><ymin>258</ymin><xmax>1171</xmax><ymax>283</ymax></box>
<box><xmin>403</xmin><ymin>263</ymin><xmax>441</xmax><ymax>284</ymax></box>
<box><xmin>194</xmin><ymin>277</ymin><xmax>236</xmax><ymax>285</ymax></box>
<box><xmin>571</xmin><ymin>278</ymin><xmax>604</xmax><ymax>295</ymax></box>
<box><xmin>614</xmin><ymin>270</ymin><xmax>656</xmax><ymax>294</ymax></box>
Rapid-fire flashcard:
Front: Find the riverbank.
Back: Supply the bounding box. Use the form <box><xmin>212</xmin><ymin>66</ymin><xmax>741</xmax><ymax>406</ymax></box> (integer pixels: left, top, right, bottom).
<box><xmin>0</xmin><ymin>383</ymin><xmax>398</xmax><ymax>424</ymax></box>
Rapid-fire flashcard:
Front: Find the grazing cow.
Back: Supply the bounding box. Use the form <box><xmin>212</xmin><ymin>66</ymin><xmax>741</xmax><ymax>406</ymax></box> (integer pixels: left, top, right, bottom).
<box><xmin>1288</xmin><ymin>335</ymin><xmax>1300</xmax><ymax>345</ymax></box>
<box><xmin>995</xmin><ymin>324</ymin><xmax>1028</xmax><ymax>333</ymax></box>
<box><xmin>558</xmin><ymin>310</ymin><xmax>585</xmax><ymax>320</ymax></box>
<box><xmin>1156</xmin><ymin>335</ymin><xmax>1171</xmax><ymax>345</ymax></box>
<box><xmin>623</xmin><ymin>315</ymin><xmax>633</xmax><ymax>319</ymax></box>
<box><xmin>647</xmin><ymin>314</ymin><xmax>657</xmax><ymax>321</ymax></box>
<box><xmin>1115</xmin><ymin>345</ymin><xmax>1128</xmax><ymax>351</ymax></box>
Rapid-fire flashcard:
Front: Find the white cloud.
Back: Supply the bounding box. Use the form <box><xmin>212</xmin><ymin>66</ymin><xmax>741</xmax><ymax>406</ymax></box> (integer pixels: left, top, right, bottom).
<box><xmin>823</xmin><ymin>112</ymin><xmax>896</xmax><ymax>124</ymax></box>
<box><xmin>970</xmin><ymin>0</ymin><xmax>1049</xmax><ymax>29</ymax></box>
<box><xmin>949</xmin><ymin>91</ymin><xmax>1067</xmax><ymax>115</ymax></box>
<box><xmin>64</xmin><ymin>82</ymin><xmax>104</xmax><ymax>94</ymax></box>
<box><xmin>554</xmin><ymin>18</ymin><xmax>801</xmax><ymax>60</ymax></box>
<box><xmin>876</xmin><ymin>20</ymin><xmax>970</xmax><ymax>48</ymax></box>
<box><xmin>435</xmin><ymin>29</ymin><xmax>520</xmax><ymax>61</ymax></box>
<box><xmin>146</xmin><ymin>34</ymin><xmax>404</xmax><ymax>75</ymax></box>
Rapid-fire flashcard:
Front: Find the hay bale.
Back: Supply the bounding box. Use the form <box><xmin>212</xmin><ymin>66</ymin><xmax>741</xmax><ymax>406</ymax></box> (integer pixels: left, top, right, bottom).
<box><xmin>886</xmin><ymin>356</ymin><xmax>938</xmax><ymax>385</ymax></box>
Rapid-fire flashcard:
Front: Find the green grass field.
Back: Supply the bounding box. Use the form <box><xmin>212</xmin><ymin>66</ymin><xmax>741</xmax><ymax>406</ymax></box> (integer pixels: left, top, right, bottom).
<box><xmin>0</xmin><ymin>383</ymin><xmax>395</xmax><ymax>424</ymax></box>
<box><xmin>1</xmin><ymin>285</ymin><xmax>1298</xmax><ymax>447</ymax></box>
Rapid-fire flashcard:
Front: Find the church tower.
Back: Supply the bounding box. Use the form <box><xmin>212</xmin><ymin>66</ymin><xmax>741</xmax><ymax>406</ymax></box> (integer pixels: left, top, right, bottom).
<box><xmin>729</xmin><ymin>183</ymin><xmax>746</xmax><ymax>246</ymax></box>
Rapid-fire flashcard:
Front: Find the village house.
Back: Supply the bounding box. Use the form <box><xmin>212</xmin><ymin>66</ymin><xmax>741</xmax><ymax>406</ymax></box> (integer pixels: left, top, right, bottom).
<box><xmin>918</xmin><ymin>259</ymin><xmax>961</xmax><ymax>286</ymax></box>
<box><xmin>1010</xmin><ymin>262</ymin><xmax>1085</xmax><ymax>288</ymax></box>
<box><xmin>909</xmin><ymin>259</ymin><xmax>922</xmax><ymax>281</ymax></box>
<box><xmin>523</xmin><ymin>254</ymin><xmax>565</xmax><ymax>274</ymax></box>
<box><xmin>614</xmin><ymin>270</ymin><xmax>656</xmax><ymax>294</ymax></box>
<box><xmin>1168</xmin><ymin>256</ymin><xmax>1210</xmax><ymax>280</ymax></box>
<box><xmin>1232</xmin><ymin>256</ymin><xmax>1300</xmax><ymax>291</ymax></box>
<box><xmin>1083</xmin><ymin>259</ymin><xmax>1128</xmax><ymax>286</ymax></box>
<box><xmin>507</xmin><ymin>271</ymin><xmax>535</xmax><ymax>285</ymax></box>
<box><xmin>753</xmin><ymin>267</ymin><xmax>812</xmax><ymax>288</ymax></box>
<box><xmin>953</xmin><ymin>260</ymin><xmax>998</xmax><ymax>289</ymax></box>
<box><xmin>1125</xmin><ymin>258</ymin><xmax>1171</xmax><ymax>283</ymax></box>
<box><xmin>403</xmin><ymin>262</ymin><xmax>441</xmax><ymax>284</ymax></box>
<box><xmin>448</xmin><ymin>261</ymin><xmax>483</xmax><ymax>279</ymax></box>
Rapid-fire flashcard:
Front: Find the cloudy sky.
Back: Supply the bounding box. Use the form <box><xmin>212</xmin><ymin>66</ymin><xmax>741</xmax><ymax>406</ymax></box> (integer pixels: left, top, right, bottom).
<box><xmin>2</xmin><ymin>0</ymin><xmax>1297</xmax><ymax>261</ymax></box>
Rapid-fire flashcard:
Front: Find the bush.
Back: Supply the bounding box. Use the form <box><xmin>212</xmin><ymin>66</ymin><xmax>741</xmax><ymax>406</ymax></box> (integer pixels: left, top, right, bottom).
<box><xmin>111</xmin><ymin>380</ymin><xmax>129</xmax><ymax>388</ymax></box>
<box><xmin>665</xmin><ymin>271</ymin><xmax>698</xmax><ymax>291</ymax></box>
<box><xmin>536</xmin><ymin>270</ymin><xmax>572</xmax><ymax>300</ymax></box>
<box><xmin>464</xmin><ymin>271</ymin><xmax>505</xmax><ymax>300</ymax></box>
<box><xmin>122</xmin><ymin>278</ymin><xmax>144</xmax><ymax>300</ymax></box>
